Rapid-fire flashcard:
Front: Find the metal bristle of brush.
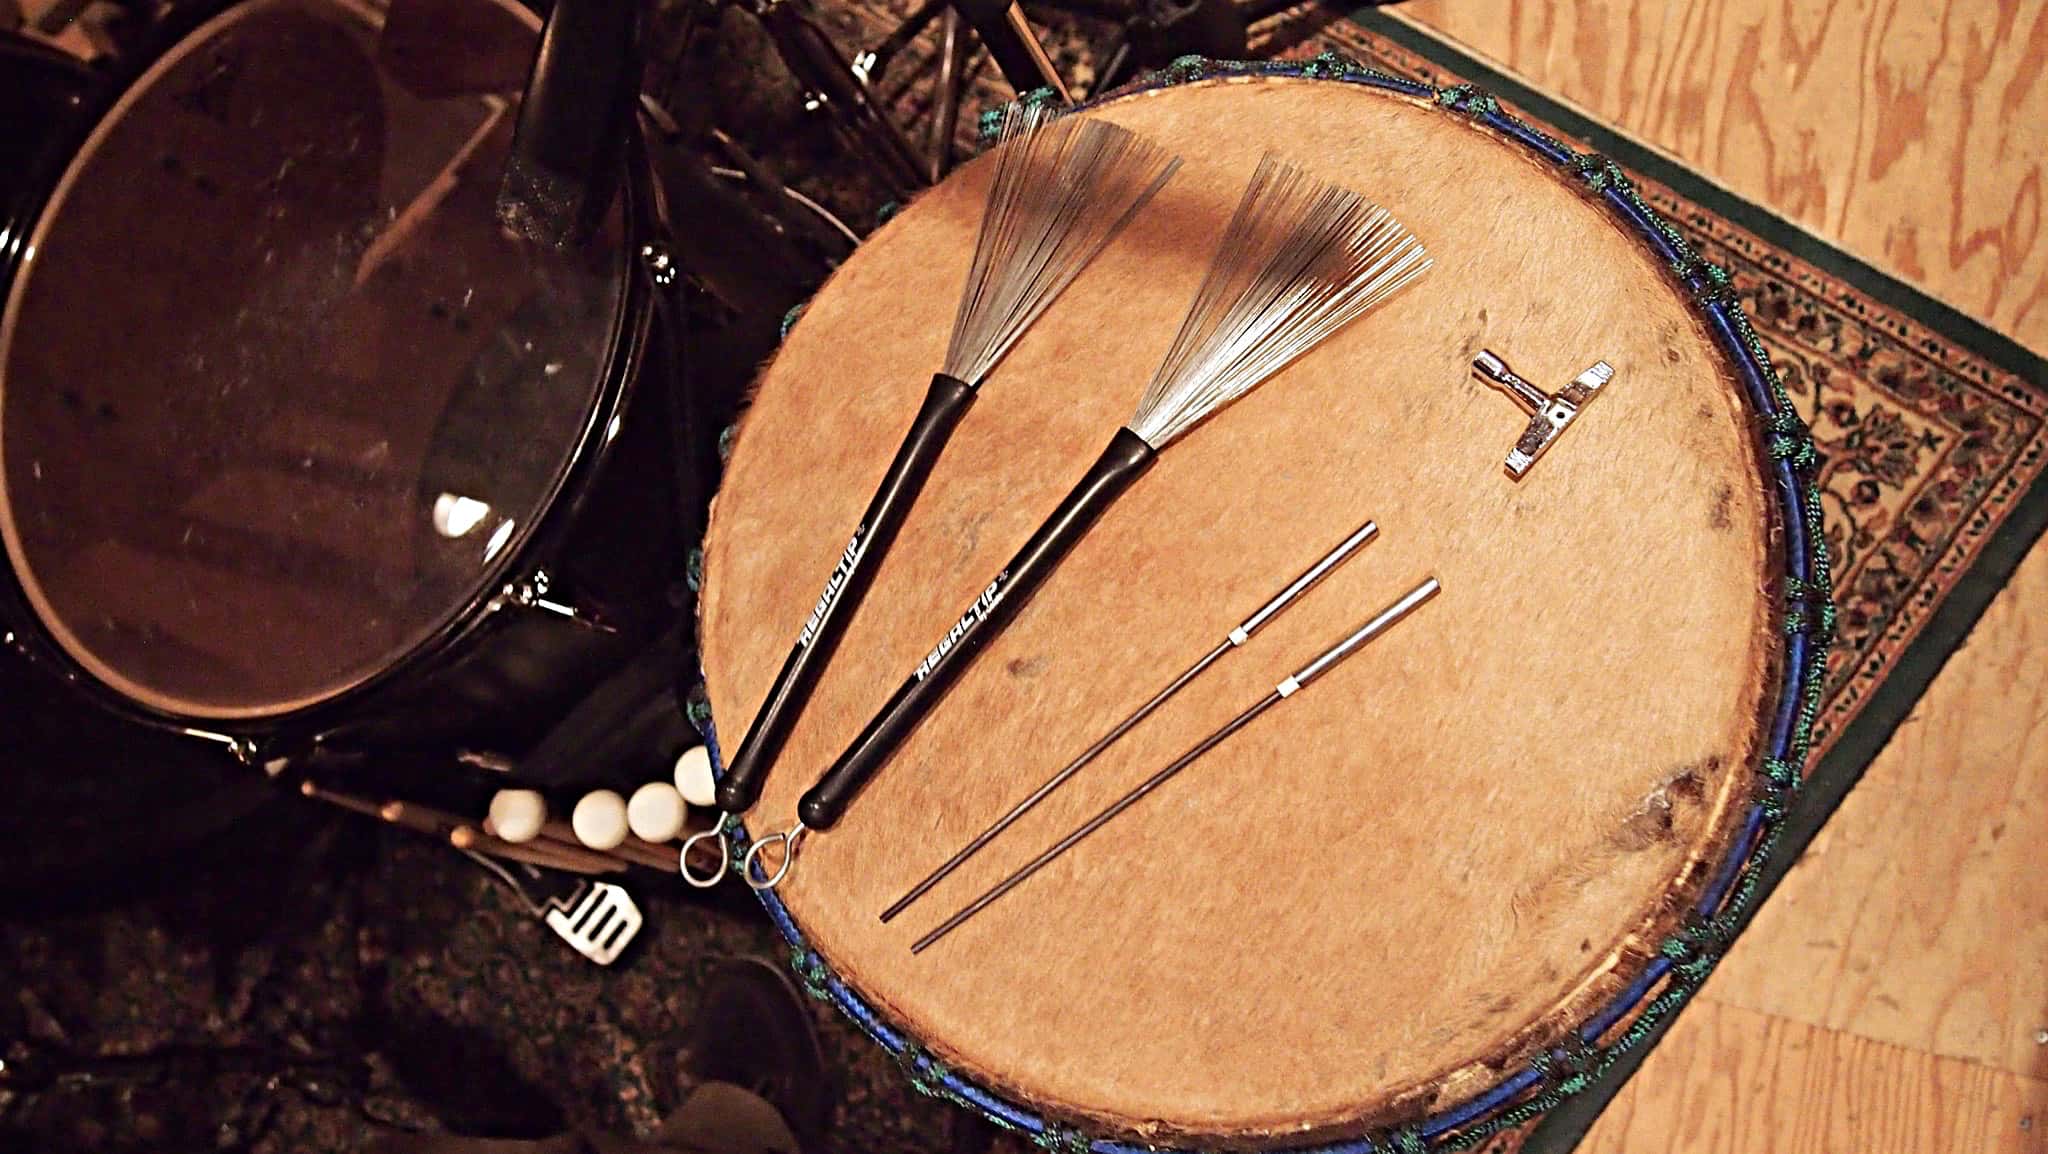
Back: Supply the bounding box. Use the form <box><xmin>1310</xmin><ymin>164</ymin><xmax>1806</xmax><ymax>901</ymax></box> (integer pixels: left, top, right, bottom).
<box><xmin>1129</xmin><ymin>154</ymin><xmax>1432</xmax><ymax>447</ymax></box>
<box><xmin>791</xmin><ymin>154</ymin><xmax>1430</xmax><ymax>839</ymax></box>
<box><xmin>686</xmin><ymin>108</ymin><xmax>1181</xmax><ymax>884</ymax></box>
<box><xmin>942</xmin><ymin>105</ymin><xmax>1182</xmax><ymax>384</ymax></box>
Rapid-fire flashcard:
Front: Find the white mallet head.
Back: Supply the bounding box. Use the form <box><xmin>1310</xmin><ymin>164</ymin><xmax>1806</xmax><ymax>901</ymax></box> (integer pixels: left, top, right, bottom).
<box><xmin>488</xmin><ymin>789</ymin><xmax>548</xmax><ymax>844</ymax></box>
<box><xmin>673</xmin><ymin>745</ymin><xmax>716</xmax><ymax>808</ymax></box>
<box><xmin>571</xmin><ymin>790</ymin><xmax>629</xmax><ymax>850</ymax></box>
<box><xmin>627</xmin><ymin>781</ymin><xmax>686</xmax><ymax>842</ymax></box>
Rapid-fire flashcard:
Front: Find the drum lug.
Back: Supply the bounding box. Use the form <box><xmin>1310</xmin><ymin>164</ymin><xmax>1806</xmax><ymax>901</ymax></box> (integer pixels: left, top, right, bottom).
<box><xmin>493</xmin><ymin>568</ymin><xmax>619</xmax><ymax>635</ymax></box>
<box><xmin>177</xmin><ymin>727</ymin><xmax>267</xmax><ymax>766</ymax></box>
<box><xmin>639</xmin><ymin>240</ymin><xmax>681</xmax><ymax>292</ymax></box>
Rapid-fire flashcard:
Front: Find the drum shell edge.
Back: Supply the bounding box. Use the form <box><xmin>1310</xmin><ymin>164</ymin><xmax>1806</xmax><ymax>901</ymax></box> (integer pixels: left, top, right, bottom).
<box><xmin>0</xmin><ymin>43</ymin><xmax>691</xmax><ymax>762</ymax></box>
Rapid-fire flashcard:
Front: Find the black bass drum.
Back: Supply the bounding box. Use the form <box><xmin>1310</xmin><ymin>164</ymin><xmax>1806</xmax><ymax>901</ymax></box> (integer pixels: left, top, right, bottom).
<box><xmin>0</xmin><ymin>0</ymin><xmax>695</xmax><ymax>762</ymax></box>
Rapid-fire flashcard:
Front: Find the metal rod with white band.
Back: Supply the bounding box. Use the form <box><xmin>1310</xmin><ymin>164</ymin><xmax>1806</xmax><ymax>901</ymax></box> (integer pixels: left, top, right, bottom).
<box><xmin>910</xmin><ymin>574</ymin><xmax>1441</xmax><ymax>953</ymax></box>
<box><xmin>879</xmin><ymin>519</ymin><xmax>1381</xmax><ymax>923</ymax></box>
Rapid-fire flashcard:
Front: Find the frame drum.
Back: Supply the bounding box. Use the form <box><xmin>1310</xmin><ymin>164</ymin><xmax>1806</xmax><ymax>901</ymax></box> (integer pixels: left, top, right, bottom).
<box><xmin>0</xmin><ymin>0</ymin><xmax>684</xmax><ymax>752</ymax></box>
<box><xmin>698</xmin><ymin>60</ymin><xmax>1829</xmax><ymax>1149</ymax></box>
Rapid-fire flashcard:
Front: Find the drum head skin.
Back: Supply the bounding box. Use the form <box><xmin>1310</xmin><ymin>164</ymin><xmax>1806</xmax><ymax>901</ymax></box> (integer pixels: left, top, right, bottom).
<box><xmin>0</xmin><ymin>0</ymin><xmax>628</xmax><ymax>719</ymax></box>
<box><xmin>701</xmin><ymin>76</ymin><xmax>1784</xmax><ymax>1143</ymax></box>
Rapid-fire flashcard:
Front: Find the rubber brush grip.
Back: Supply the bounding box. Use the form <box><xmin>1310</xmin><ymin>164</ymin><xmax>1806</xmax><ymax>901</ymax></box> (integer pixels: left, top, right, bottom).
<box><xmin>717</xmin><ymin>374</ymin><xmax>977</xmax><ymax>813</ymax></box>
<box><xmin>799</xmin><ymin>427</ymin><xmax>1156</xmax><ymax>830</ymax></box>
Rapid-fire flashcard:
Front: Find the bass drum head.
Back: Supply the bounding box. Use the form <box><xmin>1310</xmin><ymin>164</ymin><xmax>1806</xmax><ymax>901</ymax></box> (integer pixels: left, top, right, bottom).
<box><xmin>701</xmin><ymin>75</ymin><xmax>1788</xmax><ymax>1142</ymax></box>
<box><xmin>0</xmin><ymin>0</ymin><xmax>630</xmax><ymax>722</ymax></box>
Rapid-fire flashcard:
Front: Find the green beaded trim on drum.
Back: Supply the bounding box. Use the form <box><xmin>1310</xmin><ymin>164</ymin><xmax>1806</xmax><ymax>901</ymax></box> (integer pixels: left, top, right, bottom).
<box><xmin>789</xmin><ymin>944</ymin><xmax>834</xmax><ymax>1001</ymax></box>
<box><xmin>1033</xmin><ymin>1123</ymin><xmax>1097</xmax><ymax>1154</ymax></box>
<box><xmin>690</xmin><ymin>53</ymin><xmax>1838</xmax><ymax>1154</ymax></box>
<box><xmin>683</xmin><ymin>680</ymin><xmax>713</xmax><ymax>729</ymax></box>
<box><xmin>977</xmin><ymin>86</ymin><xmax>1067</xmax><ymax>145</ymax></box>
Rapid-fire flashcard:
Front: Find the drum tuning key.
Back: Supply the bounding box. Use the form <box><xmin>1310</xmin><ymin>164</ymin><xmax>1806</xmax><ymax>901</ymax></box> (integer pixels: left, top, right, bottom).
<box><xmin>1471</xmin><ymin>350</ymin><xmax>1614</xmax><ymax>478</ymax></box>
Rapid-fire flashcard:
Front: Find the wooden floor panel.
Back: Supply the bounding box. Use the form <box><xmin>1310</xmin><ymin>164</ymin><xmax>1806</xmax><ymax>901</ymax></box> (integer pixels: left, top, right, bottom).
<box><xmin>1581</xmin><ymin>1000</ymin><xmax>2048</xmax><ymax>1154</ymax></box>
<box><xmin>1701</xmin><ymin>533</ymin><xmax>2048</xmax><ymax>1082</ymax></box>
<box><xmin>1395</xmin><ymin>0</ymin><xmax>2048</xmax><ymax>356</ymax></box>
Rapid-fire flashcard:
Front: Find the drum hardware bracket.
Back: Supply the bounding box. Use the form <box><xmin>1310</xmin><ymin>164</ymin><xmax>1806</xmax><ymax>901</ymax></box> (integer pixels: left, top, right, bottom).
<box><xmin>1472</xmin><ymin>350</ymin><xmax>1614</xmax><ymax>478</ymax></box>
<box><xmin>178</xmin><ymin>726</ymin><xmax>264</xmax><ymax>765</ymax></box>
<box><xmin>462</xmin><ymin>850</ymin><xmax>644</xmax><ymax>965</ymax></box>
<box><xmin>496</xmin><ymin>568</ymin><xmax>619</xmax><ymax>634</ymax></box>
<box><xmin>639</xmin><ymin>241</ymin><xmax>679</xmax><ymax>290</ymax></box>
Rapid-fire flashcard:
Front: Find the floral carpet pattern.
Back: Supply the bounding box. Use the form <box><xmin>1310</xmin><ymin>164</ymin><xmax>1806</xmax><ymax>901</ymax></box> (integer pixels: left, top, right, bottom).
<box><xmin>3</xmin><ymin>7</ymin><xmax>2043</xmax><ymax>1154</ymax></box>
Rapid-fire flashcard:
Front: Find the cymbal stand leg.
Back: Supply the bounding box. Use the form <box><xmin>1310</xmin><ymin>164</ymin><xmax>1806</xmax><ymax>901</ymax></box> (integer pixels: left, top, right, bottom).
<box><xmin>750</xmin><ymin>0</ymin><xmax>929</xmax><ymax>195</ymax></box>
<box><xmin>925</xmin><ymin>7</ymin><xmax>967</xmax><ymax>182</ymax></box>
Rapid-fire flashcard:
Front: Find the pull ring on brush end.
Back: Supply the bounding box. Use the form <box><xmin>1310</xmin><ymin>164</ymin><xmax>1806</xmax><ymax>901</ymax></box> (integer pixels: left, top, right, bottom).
<box><xmin>680</xmin><ymin>815</ymin><xmax>731</xmax><ymax>887</ymax></box>
<box><xmin>743</xmin><ymin>822</ymin><xmax>809</xmax><ymax>890</ymax></box>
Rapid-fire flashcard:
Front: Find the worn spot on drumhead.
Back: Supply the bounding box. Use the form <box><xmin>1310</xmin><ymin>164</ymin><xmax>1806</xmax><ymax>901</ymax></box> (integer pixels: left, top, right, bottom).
<box><xmin>1006</xmin><ymin>656</ymin><xmax>1047</xmax><ymax>680</ymax></box>
<box><xmin>1709</xmin><ymin>484</ymin><xmax>1734</xmax><ymax>531</ymax></box>
<box><xmin>1610</xmin><ymin>758</ymin><xmax>1713</xmax><ymax>851</ymax></box>
<box><xmin>1671</xmin><ymin>758</ymin><xmax>1714</xmax><ymax>800</ymax></box>
<box><xmin>1664</xmin><ymin>344</ymin><xmax>1684</xmax><ymax>365</ymax></box>
<box><xmin>954</xmin><ymin>509</ymin><xmax>993</xmax><ymax>562</ymax></box>
<box><xmin>1459</xmin><ymin>306</ymin><xmax>1489</xmax><ymax>362</ymax></box>
<box><xmin>1610</xmin><ymin>793</ymin><xmax>1675</xmax><ymax>851</ymax></box>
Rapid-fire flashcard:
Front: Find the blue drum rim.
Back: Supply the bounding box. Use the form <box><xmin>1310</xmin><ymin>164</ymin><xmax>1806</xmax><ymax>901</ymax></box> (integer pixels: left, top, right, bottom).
<box><xmin>688</xmin><ymin>54</ymin><xmax>1835</xmax><ymax>1153</ymax></box>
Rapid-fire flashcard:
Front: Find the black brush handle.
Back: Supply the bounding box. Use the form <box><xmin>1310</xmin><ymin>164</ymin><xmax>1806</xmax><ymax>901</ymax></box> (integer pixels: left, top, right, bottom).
<box><xmin>799</xmin><ymin>427</ymin><xmax>1157</xmax><ymax>830</ymax></box>
<box><xmin>717</xmin><ymin>374</ymin><xmax>977</xmax><ymax>813</ymax></box>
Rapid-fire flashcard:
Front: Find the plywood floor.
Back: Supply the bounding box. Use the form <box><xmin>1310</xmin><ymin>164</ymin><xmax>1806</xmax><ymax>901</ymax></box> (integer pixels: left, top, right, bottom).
<box><xmin>1391</xmin><ymin>3</ymin><xmax>2048</xmax><ymax>1150</ymax></box>
<box><xmin>1396</xmin><ymin>0</ymin><xmax>2048</xmax><ymax>358</ymax></box>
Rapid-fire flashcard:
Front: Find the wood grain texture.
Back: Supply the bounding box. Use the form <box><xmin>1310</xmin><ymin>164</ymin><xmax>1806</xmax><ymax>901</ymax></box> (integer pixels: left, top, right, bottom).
<box><xmin>702</xmin><ymin>77</ymin><xmax>1780</xmax><ymax>1141</ymax></box>
<box><xmin>1394</xmin><ymin>0</ymin><xmax>2048</xmax><ymax>356</ymax></box>
<box><xmin>1579</xmin><ymin>999</ymin><xmax>2048</xmax><ymax>1153</ymax></box>
<box><xmin>1702</xmin><ymin>532</ymin><xmax>2048</xmax><ymax>1082</ymax></box>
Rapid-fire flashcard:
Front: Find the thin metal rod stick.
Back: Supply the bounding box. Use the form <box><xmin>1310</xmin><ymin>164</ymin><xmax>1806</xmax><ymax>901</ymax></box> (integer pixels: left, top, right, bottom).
<box><xmin>884</xmin><ymin>640</ymin><xmax>1227</xmax><ymax>923</ymax></box>
<box><xmin>881</xmin><ymin>519</ymin><xmax>1378</xmax><ymax>922</ymax></box>
<box><xmin>912</xmin><ymin>692</ymin><xmax>1279</xmax><ymax>953</ymax></box>
<box><xmin>926</xmin><ymin>7</ymin><xmax>966</xmax><ymax>182</ymax></box>
<box><xmin>911</xmin><ymin>574</ymin><xmax>1438</xmax><ymax>954</ymax></box>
